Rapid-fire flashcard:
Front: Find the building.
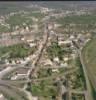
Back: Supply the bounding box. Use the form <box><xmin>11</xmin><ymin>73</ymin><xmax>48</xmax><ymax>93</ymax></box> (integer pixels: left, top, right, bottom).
<box><xmin>52</xmin><ymin>69</ymin><xmax>59</xmax><ymax>73</ymax></box>
<box><xmin>11</xmin><ymin>68</ymin><xmax>28</xmax><ymax>80</ymax></box>
<box><xmin>58</xmin><ymin>40</ymin><xmax>72</xmax><ymax>46</ymax></box>
<box><xmin>32</xmin><ymin>96</ymin><xmax>38</xmax><ymax>100</ymax></box>
<box><xmin>40</xmin><ymin>59</ymin><xmax>53</xmax><ymax>66</ymax></box>
<box><xmin>53</xmin><ymin>57</ymin><xmax>60</xmax><ymax>64</ymax></box>
<box><xmin>0</xmin><ymin>93</ymin><xmax>6</xmax><ymax>100</ymax></box>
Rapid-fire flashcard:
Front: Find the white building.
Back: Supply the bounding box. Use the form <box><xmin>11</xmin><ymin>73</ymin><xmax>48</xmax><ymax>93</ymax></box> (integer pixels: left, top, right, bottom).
<box><xmin>63</xmin><ymin>57</ymin><xmax>69</xmax><ymax>62</ymax></box>
<box><xmin>11</xmin><ymin>74</ymin><xmax>27</xmax><ymax>80</ymax></box>
<box><xmin>53</xmin><ymin>57</ymin><xmax>59</xmax><ymax>63</ymax></box>
<box><xmin>0</xmin><ymin>93</ymin><xmax>6</xmax><ymax>100</ymax></box>
<box><xmin>32</xmin><ymin>96</ymin><xmax>38</xmax><ymax>100</ymax></box>
<box><xmin>52</xmin><ymin>69</ymin><xmax>59</xmax><ymax>73</ymax></box>
<box><xmin>44</xmin><ymin>59</ymin><xmax>53</xmax><ymax>66</ymax></box>
<box><xmin>29</xmin><ymin>43</ymin><xmax>36</xmax><ymax>47</ymax></box>
<box><xmin>60</xmin><ymin>63</ymin><xmax>68</xmax><ymax>67</ymax></box>
<box><xmin>58</xmin><ymin>40</ymin><xmax>72</xmax><ymax>45</ymax></box>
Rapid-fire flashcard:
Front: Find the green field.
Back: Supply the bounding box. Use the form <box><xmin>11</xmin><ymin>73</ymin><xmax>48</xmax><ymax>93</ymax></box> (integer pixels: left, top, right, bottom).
<box><xmin>56</xmin><ymin>15</ymin><xmax>96</xmax><ymax>24</ymax></box>
<box><xmin>0</xmin><ymin>24</ymin><xmax>10</xmax><ymax>33</ymax></box>
<box><xmin>27</xmin><ymin>79</ymin><xmax>58</xmax><ymax>100</ymax></box>
<box><xmin>82</xmin><ymin>37</ymin><xmax>96</xmax><ymax>92</ymax></box>
<box><xmin>28</xmin><ymin>12</ymin><xmax>46</xmax><ymax>19</ymax></box>
<box><xmin>55</xmin><ymin>15</ymin><xmax>96</xmax><ymax>33</ymax></box>
<box><xmin>5</xmin><ymin>13</ymin><xmax>33</xmax><ymax>28</ymax></box>
<box><xmin>0</xmin><ymin>43</ymin><xmax>36</xmax><ymax>59</ymax></box>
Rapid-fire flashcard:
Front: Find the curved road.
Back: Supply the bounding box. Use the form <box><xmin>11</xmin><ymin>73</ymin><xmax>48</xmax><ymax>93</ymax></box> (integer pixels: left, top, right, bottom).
<box><xmin>78</xmin><ymin>48</ymin><xmax>94</xmax><ymax>100</ymax></box>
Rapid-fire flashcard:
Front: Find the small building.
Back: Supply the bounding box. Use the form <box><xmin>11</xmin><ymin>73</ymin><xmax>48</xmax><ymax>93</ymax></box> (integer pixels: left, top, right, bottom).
<box><xmin>52</xmin><ymin>69</ymin><xmax>59</xmax><ymax>73</ymax></box>
<box><xmin>40</xmin><ymin>59</ymin><xmax>53</xmax><ymax>66</ymax></box>
<box><xmin>0</xmin><ymin>93</ymin><xmax>6</xmax><ymax>100</ymax></box>
<box><xmin>63</xmin><ymin>57</ymin><xmax>69</xmax><ymax>62</ymax></box>
<box><xmin>71</xmin><ymin>53</ymin><xmax>76</xmax><ymax>59</ymax></box>
<box><xmin>11</xmin><ymin>60</ymin><xmax>16</xmax><ymax>64</ymax></box>
<box><xmin>60</xmin><ymin>63</ymin><xmax>68</xmax><ymax>67</ymax></box>
<box><xmin>58</xmin><ymin>40</ymin><xmax>72</xmax><ymax>46</ymax></box>
<box><xmin>11</xmin><ymin>68</ymin><xmax>28</xmax><ymax>80</ymax></box>
<box><xmin>53</xmin><ymin>57</ymin><xmax>59</xmax><ymax>63</ymax></box>
<box><xmin>11</xmin><ymin>74</ymin><xmax>27</xmax><ymax>80</ymax></box>
<box><xmin>69</xmin><ymin>35</ymin><xmax>75</xmax><ymax>40</ymax></box>
<box><xmin>21</xmin><ymin>37</ymin><xmax>25</xmax><ymax>41</ymax></box>
<box><xmin>44</xmin><ymin>59</ymin><xmax>53</xmax><ymax>66</ymax></box>
<box><xmin>32</xmin><ymin>96</ymin><xmax>38</xmax><ymax>100</ymax></box>
<box><xmin>29</xmin><ymin>43</ymin><xmax>36</xmax><ymax>47</ymax></box>
<box><xmin>5</xmin><ymin>59</ymin><xmax>10</xmax><ymax>65</ymax></box>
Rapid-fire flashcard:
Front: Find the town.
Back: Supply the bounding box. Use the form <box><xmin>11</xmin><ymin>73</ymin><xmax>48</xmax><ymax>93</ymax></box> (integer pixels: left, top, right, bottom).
<box><xmin>0</xmin><ymin>1</ymin><xmax>96</xmax><ymax>100</ymax></box>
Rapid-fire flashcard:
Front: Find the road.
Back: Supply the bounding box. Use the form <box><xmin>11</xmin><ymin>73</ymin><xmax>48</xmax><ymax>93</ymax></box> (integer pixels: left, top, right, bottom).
<box><xmin>77</xmin><ymin>49</ymin><xmax>94</xmax><ymax>100</ymax></box>
<box><xmin>27</xmin><ymin>22</ymin><xmax>50</xmax><ymax>79</ymax></box>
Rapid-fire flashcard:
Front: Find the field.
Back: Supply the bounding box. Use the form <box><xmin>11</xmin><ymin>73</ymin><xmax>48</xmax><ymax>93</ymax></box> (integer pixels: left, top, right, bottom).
<box><xmin>56</xmin><ymin>15</ymin><xmax>96</xmax><ymax>24</ymax></box>
<box><xmin>0</xmin><ymin>24</ymin><xmax>10</xmax><ymax>33</ymax></box>
<box><xmin>0</xmin><ymin>43</ymin><xmax>36</xmax><ymax>59</ymax></box>
<box><xmin>5</xmin><ymin>13</ymin><xmax>33</xmax><ymax>27</ymax></box>
<box><xmin>82</xmin><ymin>37</ymin><xmax>96</xmax><ymax>91</ymax></box>
<box><xmin>55</xmin><ymin>15</ymin><xmax>96</xmax><ymax>33</ymax></box>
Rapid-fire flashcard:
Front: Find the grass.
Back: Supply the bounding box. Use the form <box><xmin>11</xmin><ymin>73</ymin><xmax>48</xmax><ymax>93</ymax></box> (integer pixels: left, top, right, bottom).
<box><xmin>47</xmin><ymin>42</ymin><xmax>64</xmax><ymax>61</ymax></box>
<box><xmin>56</xmin><ymin>15</ymin><xmax>96</xmax><ymax>24</ymax></box>
<box><xmin>5</xmin><ymin>13</ymin><xmax>33</xmax><ymax>28</ymax></box>
<box><xmin>82</xmin><ymin>37</ymin><xmax>96</xmax><ymax>92</ymax></box>
<box><xmin>72</xmin><ymin>93</ymin><xmax>85</xmax><ymax>100</ymax></box>
<box><xmin>27</xmin><ymin>79</ymin><xmax>58</xmax><ymax>99</ymax></box>
<box><xmin>66</xmin><ymin>57</ymin><xmax>86</xmax><ymax>90</ymax></box>
<box><xmin>0</xmin><ymin>24</ymin><xmax>10</xmax><ymax>33</ymax></box>
<box><xmin>28</xmin><ymin>12</ymin><xmax>46</xmax><ymax>19</ymax></box>
<box><xmin>55</xmin><ymin>15</ymin><xmax>96</xmax><ymax>32</ymax></box>
<box><xmin>0</xmin><ymin>43</ymin><xmax>36</xmax><ymax>58</ymax></box>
